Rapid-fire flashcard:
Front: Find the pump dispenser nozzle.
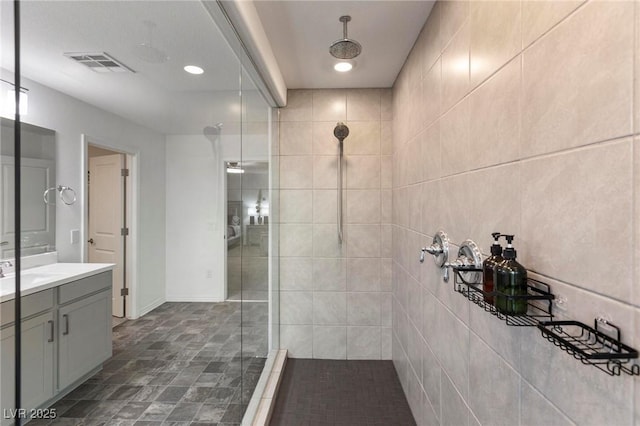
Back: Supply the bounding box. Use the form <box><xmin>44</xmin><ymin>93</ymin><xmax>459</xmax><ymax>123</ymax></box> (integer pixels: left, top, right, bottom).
<box><xmin>502</xmin><ymin>235</ymin><xmax>516</xmax><ymax>259</ymax></box>
<box><xmin>490</xmin><ymin>232</ymin><xmax>503</xmax><ymax>256</ymax></box>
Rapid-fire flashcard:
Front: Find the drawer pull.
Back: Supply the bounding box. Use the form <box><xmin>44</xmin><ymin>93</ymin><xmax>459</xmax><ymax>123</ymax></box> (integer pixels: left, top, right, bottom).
<box><xmin>62</xmin><ymin>314</ymin><xmax>69</xmax><ymax>335</ymax></box>
<box><xmin>48</xmin><ymin>320</ymin><xmax>54</xmax><ymax>342</ymax></box>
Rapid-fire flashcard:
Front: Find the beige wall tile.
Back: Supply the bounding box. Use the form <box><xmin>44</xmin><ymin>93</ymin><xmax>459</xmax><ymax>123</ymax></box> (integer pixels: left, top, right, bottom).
<box><xmin>381</xmin><ymin>155</ymin><xmax>392</xmax><ymax>189</ymax></box>
<box><xmin>440</xmin><ymin>0</ymin><xmax>469</xmax><ymax>51</ymax></box>
<box><xmin>312</xmin><ymin>224</ymin><xmax>344</xmax><ymax>258</ymax></box>
<box><xmin>280</xmin><ymin>190</ymin><xmax>312</xmax><ymax>223</ymax></box>
<box><xmin>280</xmin><ymin>121</ymin><xmax>312</xmax><ymax>155</ymax></box>
<box><xmin>440</xmin><ymin>372</ymin><xmax>469</xmax><ymax>426</ymax></box>
<box><xmin>441</xmin><ymin>20</ymin><xmax>470</xmax><ymax>112</ymax></box>
<box><xmin>347</xmin><ymin>326</ymin><xmax>381</xmax><ymax>360</ymax></box>
<box><xmin>440</xmin><ymin>98</ymin><xmax>470</xmax><ymax>177</ymax></box>
<box><xmin>313</xmin><ymin>89</ymin><xmax>346</xmax><ymax>122</ymax></box>
<box><xmin>520</xmin><ymin>380</ymin><xmax>574</xmax><ymax>426</ymax></box>
<box><xmin>381</xmin><ymin>258</ymin><xmax>392</xmax><ymax>292</ymax></box>
<box><xmin>521</xmin><ymin>141</ymin><xmax>633</xmax><ymax>301</ymax></box>
<box><xmin>636</xmin><ymin>138</ymin><xmax>640</xmax><ymax>307</ymax></box>
<box><xmin>381</xmin><ymin>327</ymin><xmax>392</xmax><ymax>359</ymax></box>
<box><xmin>346</xmin><ymin>224</ymin><xmax>381</xmax><ymax>258</ymax></box>
<box><xmin>469</xmin><ymin>0</ymin><xmax>521</xmax><ymax>88</ymax></box>
<box><xmin>468</xmin><ymin>164</ymin><xmax>521</xmax><ymax>256</ymax></box>
<box><xmin>344</xmin><ymin>121</ymin><xmax>381</xmax><ymax>155</ymax></box>
<box><xmin>313</xmin><ymin>326</ymin><xmax>347</xmax><ymax>359</ymax></box>
<box><xmin>521</xmin><ymin>1</ymin><xmax>634</xmax><ymax>158</ymax></box>
<box><xmin>346</xmin><ymin>189</ymin><xmax>381</xmax><ymax>224</ymax></box>
<box><xmin>421</xmin><ymin>339</ymin><xmax>441</xmax><ymax>421</ymax></box>
<box><xmin>422</xmin><ymin>58</ymin><xmax>442</xmax><ymax>129</ymax></box>
<box><xmin>345</xmin><ymin>156</ymin><xmax>380</xmax><ymax>189</ymax></box>
<box><xmin>469</xmin><ymin>302</ymin><xmax>521</xmax><ymax>371</ymax></box>
<box><xmin>521</xmin><ymin>0</ymin><xmax>585</xmax><ymax>48</ymax></box>
<box><xmin>381</xmin><ymin>189</ymin><xmax>392</xmax><ymax>224</ymax></box>
<box><xmin>420</xmin><ymin>2</ymin><xmax>441</xmax><ymax>75</ymax></box>
<box><xmin>313</xmin><ymin>292</ymin><xmax>347</xmax><ymax>325</ymax></box>
<box><xmin>381</xmin><ymin>121</ymin><xmax>393</xmax><ymax>155</ymax></box>
<box><xmin>280</xmin><ymin>155</ymin><xmax>313</xmax><ymax>189</ymax></box>
<box><xmin>469</xmin><ymin>334</ymin><xmax>520</xmax><ymax>425</ymax></box>
<box><xmin>636</xmin><ymin>4</ymin><xmax>640</xmax><ymax>136</ymax></box>
<box><xmin>280</xmin><ymin>257</ymin><xmax>313</xmax><ymax>291</ymax></box>
<box><xmin>439</xmin><ymin>174</ymin><xmax>471</xmax><ymax>250</ymax></box>
<box><xmin>347</xmin><ymin>258</ymin><xmax>381</xmax><ymax>292</ymax></box>
<box><xmin>313</xmin><ymin>121</ymin><xmax>340</xmax><ymax>155</ymax></box>
<box><xmin>280</xmin><ymin>291</ymin><xmax>313</xmax><ymax>325</ymax></box>
<box><xmin>469</xmin><ymin>56</ymin><xmax>521</xmax><ymax>169</ymax></box>
<box><xmin>313</xmin><ymin>155</ymin><xmax>338</xmax><ymax>189</ymax></box>
<box><xmin>280</xmin><ymin>224</ymin><xmax>312</xmax><ymax>257</ymax></box>
<box><xmin>381</xmin><ymin>89</ymin><xmax>393</xmax><ymax>121</ymax></box>
<box><xmin>381</xmin><ymin>224</ymin><xmax>392</xmax><ymax>259</ymax></box>
<box><xmin>347</xmin><ymin>89</ymin><xmax>381</xmax><ymax>121</ymax></box>
<box><xmin>420</xmin><ymin>180</ymin><xmax>441</xmax><ymax>236</ymax></box>
<box><xmin>312</xmin><ymin>258</ymin><xmax>346</xmax><ymax>291</ymax></box>
<box><xmin>281</xmin><ymin>89</ymin><xmax>312</xmax><ymax>122</ymax></box>
<box><xmin>347</xmin><ymin>292</ymin><xmax>381</xmax><ymax>326</ymax></box>
<box><xmin>280</xmin><ymin>325</ymin><xmax>313</xmax><ymax>358</ymax></box>
<box><xmin>421</xmin><ymin>122</ymin><xmax>441</xmax><ymax>182</ymax></box>
<box><xmin>313</xmin><ymin>189</ymin><xmax>337</xmax><ymax>224</ymax></box>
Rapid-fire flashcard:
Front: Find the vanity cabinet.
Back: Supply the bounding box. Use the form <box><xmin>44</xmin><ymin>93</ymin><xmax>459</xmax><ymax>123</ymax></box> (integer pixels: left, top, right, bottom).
<box><xmin>0</xmin><ymin>271</ymin><xmax>112</xmax><ymax>425</ymax></box>
<box><xmin>58</xmin><ymin>290</ymin><xmax>111</xmax><ymax>389</ymax></box>
<box><xmin>1</xmin><ymin>311</ymin><xmax>55</xmax><ymax>426</ymax></box>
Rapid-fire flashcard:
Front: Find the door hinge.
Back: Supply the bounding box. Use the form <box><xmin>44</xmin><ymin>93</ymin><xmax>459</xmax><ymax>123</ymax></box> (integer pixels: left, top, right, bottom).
<box><xmin>121</xmin><ymin>227</ymin><xmax>129</xmax><ymax>236</ymax></box>
<box><xmin>120</xmin><ymin>288</ymin><xmax>129</xmax><ymax>296</ymax></box>
<box><xmin>121</xmin><ymin>168</ymin><xmax>129</xmax><ymax>177</ymax></box>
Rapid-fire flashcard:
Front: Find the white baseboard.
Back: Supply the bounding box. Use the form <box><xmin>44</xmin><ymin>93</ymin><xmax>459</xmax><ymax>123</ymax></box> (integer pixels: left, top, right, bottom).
<box><xmin>135</xmin><ymin>296</ymin><xmax>165</xmax><ymax>319</ymax></box>
<box><xmin>165</xmin><ymin>295</ymin><xmax>223</xmax><ymax>303</ymax></box>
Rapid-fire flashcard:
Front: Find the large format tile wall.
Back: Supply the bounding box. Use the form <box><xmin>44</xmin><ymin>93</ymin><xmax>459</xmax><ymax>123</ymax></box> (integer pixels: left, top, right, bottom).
<box><xmin>278</xmin><ymin>89</ymin><xmax>393</xmax><ymax>360</ymax></box>
<box><xmin>392</xmin><ymin>1</ymin><xmax>640</xmax><ymax>425</ymax></box>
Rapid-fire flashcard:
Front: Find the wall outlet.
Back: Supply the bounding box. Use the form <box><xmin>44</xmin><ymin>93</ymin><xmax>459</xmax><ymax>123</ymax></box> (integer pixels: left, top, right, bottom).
<box><xmin>70</xmin><ymin>229</ymin><xmax>80</xmax><ymax>244</ymax></box>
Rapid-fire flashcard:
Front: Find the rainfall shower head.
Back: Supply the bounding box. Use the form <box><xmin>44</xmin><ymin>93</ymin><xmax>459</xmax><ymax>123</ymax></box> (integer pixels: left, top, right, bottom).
<box><xmin>329</xmin><ymin>16</ymin><xmax>362</xmax><ymax>60</ymax></box>
<box><xmin>334</xmin><ymin>122</ymin><xmax>349</xmax><ymax>142</ymax></box>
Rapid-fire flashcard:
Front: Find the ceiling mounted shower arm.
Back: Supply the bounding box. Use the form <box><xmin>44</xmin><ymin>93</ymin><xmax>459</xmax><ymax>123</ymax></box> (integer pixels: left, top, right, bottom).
<box><xmin>341</xmin><ymin>15</ymin><xmax>350</xmax><ymax>39</ymax></box>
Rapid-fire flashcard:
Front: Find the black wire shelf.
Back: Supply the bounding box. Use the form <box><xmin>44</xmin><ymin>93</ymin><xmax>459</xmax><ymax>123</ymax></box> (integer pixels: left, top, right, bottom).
<box><xmin>453</xmin><ymin>268</ymin><xmax>554</xmax><ymax>327</ymax></box>
<box><xmin>538</xmin><ymin>319</ymin><xmax>640</xmax><ymax>376</ymax></box>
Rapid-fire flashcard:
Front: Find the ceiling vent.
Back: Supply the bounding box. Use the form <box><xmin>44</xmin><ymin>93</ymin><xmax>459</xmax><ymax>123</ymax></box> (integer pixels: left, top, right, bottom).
<box><xmin>64</xmin><ymin>52</ymin><xmax>136</xmax><ymax>73</ymax></box>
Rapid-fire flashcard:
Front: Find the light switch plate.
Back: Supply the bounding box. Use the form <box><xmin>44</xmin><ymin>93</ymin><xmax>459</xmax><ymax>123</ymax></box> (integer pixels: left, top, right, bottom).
<box><xmin>70</xmin><ymin>229</ymin><xmax>80</xmax><ymax>244</ymax></box>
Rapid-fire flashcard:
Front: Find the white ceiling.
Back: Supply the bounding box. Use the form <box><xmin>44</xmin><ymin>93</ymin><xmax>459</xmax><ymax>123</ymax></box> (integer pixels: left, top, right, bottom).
<box><xmin>4</xmin><ymin>1</ymin><xmax>260</xmax><ymax>135</ymax></box>
<box><xmin>253</xmin><ymin>0</ymin><xmax>435</xmax><ymax>89</ymax></box>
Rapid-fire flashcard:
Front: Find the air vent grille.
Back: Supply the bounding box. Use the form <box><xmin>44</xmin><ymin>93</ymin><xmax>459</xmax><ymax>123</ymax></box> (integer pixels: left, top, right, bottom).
<box><xmin>64</xmin><ymin>52</ymin><xmax>135</xmax><ymax>73</ymax></box>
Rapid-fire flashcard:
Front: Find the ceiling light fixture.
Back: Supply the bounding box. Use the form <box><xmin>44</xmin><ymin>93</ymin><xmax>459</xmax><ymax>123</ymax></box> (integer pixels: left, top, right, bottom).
<box><xmin>184</xmin><ymin>65</ymin><xmax>204</xmax><ymax>75</ymax></box>
<box><xmin>334</xmin><ymin>61</ymin><xmax>353</xmax><ymax>72</ymax></box>
<box><xmin>227</xmin><ymin>162</ymin><xmax>245</xmax><ymax>174</ymax></box>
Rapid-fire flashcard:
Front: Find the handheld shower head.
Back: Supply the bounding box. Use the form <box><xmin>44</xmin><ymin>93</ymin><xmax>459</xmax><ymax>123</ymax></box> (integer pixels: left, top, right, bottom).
<box><xmin>334</xmin><ymin>122</ymin><xmax>349</xmax><ymax>142</ymax></box>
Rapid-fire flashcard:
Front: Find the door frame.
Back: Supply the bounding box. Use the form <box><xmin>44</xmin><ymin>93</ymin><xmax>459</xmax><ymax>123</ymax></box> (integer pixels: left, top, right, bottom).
<box><xmin>81</xmin><ymin>135</ymin><xmax>138</xmax><ymax>319</ymax></box>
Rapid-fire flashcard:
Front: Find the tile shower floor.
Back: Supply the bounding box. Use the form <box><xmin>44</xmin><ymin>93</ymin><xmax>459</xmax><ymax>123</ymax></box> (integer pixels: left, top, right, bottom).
<box><xmin>32</xmin><ymin>302</ymin><xmax>268</xmax><ymax>426</ymax></box>
<box><xmin>270</xmin><ymin>359</ymin><xmax>417</xmax><ymax>426</ymax></box>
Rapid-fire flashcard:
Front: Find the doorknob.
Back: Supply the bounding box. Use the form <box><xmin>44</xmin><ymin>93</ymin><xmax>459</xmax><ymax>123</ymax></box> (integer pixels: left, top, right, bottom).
<box><xmin>88</xmin><ymin>238</ymin><xmax>95</xmax><ymax>245</ymax></box>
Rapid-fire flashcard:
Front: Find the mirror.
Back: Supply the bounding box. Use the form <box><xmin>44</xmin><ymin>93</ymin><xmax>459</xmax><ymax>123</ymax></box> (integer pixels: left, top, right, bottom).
<box><xmin>0</xmin><ymin>118</ymin><xmax>56</xmax><ymax>258</ymax></box>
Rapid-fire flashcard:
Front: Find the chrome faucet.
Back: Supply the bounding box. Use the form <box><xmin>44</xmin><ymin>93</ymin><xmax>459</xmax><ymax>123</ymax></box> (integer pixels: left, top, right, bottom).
<box><xmin>0</xmin><ymin>260</ymin><xmax>13</xmax><ymax>278</ymax></box>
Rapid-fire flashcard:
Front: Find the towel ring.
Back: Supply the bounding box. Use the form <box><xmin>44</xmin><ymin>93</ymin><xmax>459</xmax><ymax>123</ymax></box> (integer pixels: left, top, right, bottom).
<box><xmin>43</xmin><ymin>185</ymin><xmax>77</xmax><ymax>206</ymax></box>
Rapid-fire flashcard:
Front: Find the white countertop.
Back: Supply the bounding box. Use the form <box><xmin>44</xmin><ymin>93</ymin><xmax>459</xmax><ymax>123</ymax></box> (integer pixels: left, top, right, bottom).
<box><xmin>0</xmin><ymin>263</ymin><xmax>115</xmax><ymax>303</ymax></box>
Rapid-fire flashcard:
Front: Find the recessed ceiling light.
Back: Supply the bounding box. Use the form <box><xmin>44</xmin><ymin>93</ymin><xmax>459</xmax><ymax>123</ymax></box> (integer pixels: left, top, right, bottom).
<box><xmin>334</xmin><ymin>62</ymin><xmax>353</xmax><ymax>72</ymax></box>
<box><xmin>184</xmin><ymin>65</ymin><xmax>204</xmax><ymax>75</ymax></box>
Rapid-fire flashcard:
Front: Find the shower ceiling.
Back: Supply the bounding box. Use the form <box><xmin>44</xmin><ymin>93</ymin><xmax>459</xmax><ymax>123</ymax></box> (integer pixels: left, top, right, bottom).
<box><xmin>1</xmin><ymin>1</ymin><xmax>255</xmax><ymax>135</ymax></box>
<box><xmin>253</xmin><ymin>0</ymin><xmax>435</xmax><ymax>88</ymax></box>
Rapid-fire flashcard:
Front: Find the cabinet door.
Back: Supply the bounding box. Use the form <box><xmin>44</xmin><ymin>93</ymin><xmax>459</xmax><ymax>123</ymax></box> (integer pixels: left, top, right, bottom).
<box><xmin>1</xmin><ymin>312</ymin><xmax>55</xmax><ymax>426</ymax></box>
<box><xmin>58</xmin><ymin>290</ymin><xmax>112</xmax><ymax>390</ymax></box>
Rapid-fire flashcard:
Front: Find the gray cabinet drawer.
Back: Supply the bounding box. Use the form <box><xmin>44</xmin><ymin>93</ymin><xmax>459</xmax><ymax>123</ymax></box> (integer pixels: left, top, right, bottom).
<box><xmin>58</xmin><ymin>272</ymin><xmax>112</xmax><ymax>305</ymax></box>
<box><xmin>0</xmin><ymin>289</ymin><xmax>54</xmax><ymax>327</ymax></box>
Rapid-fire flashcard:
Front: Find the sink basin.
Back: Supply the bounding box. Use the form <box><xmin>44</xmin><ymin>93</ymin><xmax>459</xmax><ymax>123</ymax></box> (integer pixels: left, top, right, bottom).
<box><xmin>0</xmin><ymin>271</ymin><xmax>66</xmax><ymax>289</ymax></box>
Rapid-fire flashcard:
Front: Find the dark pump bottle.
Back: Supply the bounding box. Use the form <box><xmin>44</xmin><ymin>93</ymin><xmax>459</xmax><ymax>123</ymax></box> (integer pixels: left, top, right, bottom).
<box><xmin>482</xmin><ymin>233</ymin><xmax>503</xmax><ymax>304</ymax></box>
<box><xmin>494</xmin><ymin>235</ymin><xmax>528</xmax><ymax>315</ymax></box>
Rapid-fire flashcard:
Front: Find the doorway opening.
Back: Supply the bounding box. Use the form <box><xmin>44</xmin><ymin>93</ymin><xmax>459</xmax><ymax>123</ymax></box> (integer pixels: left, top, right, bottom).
<box><xmin>83</xmin><ymin>138</ymin><xmax>136</xmax><ymax>327</ymax></box>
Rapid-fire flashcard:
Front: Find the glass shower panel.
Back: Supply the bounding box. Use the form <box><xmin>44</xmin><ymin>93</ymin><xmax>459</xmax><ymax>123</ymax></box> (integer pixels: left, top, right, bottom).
<box><xmin>239</xmin><ymin>66</ymin><xmax>271</xmax><ymax>406</ymax></box>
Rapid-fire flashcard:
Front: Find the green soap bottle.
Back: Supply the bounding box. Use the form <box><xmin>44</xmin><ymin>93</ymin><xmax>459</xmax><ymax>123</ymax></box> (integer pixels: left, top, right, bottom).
<box><xmin>494</xmin><ymin>235</ymin><xmax>528</xmax><ymax>315</ymax></box>
<box><xmin>482</xmin><ymin>232</ymin><xmax>503</xmax><ymax>304</ymax></box>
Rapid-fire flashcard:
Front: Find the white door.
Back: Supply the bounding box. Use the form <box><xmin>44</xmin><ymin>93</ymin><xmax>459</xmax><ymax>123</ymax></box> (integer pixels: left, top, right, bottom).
<box><xmin>88</xmin><ymin>154</ymin><xmax>125</xmax><ymax>317</ymax></box>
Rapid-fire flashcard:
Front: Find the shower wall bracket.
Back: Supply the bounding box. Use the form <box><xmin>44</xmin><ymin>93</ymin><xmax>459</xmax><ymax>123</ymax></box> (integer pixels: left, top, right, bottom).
<box><xmin>420</xmin><ymin>230</ymin><xmax>450</xmax><ymax>282</ymax></box>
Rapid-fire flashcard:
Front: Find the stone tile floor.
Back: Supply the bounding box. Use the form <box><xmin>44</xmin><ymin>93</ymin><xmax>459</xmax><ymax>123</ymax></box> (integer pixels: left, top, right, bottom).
<box><xmin>30</xmin><ymin>302</ymin><xmax>268</xmax><ymax>426</ymax></box>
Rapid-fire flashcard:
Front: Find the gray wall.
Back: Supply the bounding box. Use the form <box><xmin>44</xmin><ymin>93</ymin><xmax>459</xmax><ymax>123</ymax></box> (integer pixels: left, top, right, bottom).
<box><xmin>392</xmin><ymin>1</ymin><xmax>640</xmax><ymax>425</ymax></box>
<box><xmin>278</xmin><ymin>89</ymin><xmax>393</xmax><ymax>360</ymax></box>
